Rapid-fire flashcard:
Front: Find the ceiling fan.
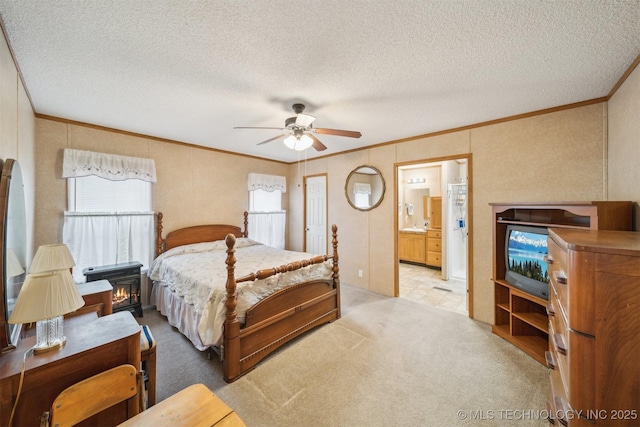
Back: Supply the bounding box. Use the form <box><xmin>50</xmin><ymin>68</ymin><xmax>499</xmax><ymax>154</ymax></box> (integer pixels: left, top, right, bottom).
<box><xmin>234</xmin><ymin>103</ymin><xmax>362</xmax><ymax>151</ymax></box>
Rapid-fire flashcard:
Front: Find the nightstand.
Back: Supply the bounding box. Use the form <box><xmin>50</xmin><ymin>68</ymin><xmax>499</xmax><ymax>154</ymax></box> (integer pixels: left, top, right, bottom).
<box><xmin>73</xmin><ymin>279</ymin><xmax>113</xmax><ymax>317</ymax></box>
<box><xmin>0</xmin><ymin>312</ymin><xmax>141</xmax><ymax>426</ymax></box>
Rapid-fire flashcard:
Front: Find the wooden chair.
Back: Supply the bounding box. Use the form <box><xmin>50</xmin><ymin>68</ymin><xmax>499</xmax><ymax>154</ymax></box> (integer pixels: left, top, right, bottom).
<box><xmin>40</xmin><ymin>364</ymin><xmax>142</xmax><ymax>427</ymax></box>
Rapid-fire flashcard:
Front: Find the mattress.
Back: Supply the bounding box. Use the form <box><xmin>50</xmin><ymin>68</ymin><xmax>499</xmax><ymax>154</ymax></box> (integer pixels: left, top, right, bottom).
<box><xmin>148</xmin><ymin>238</ymin><xmax>333</xmax><ymax>348</ymax></box>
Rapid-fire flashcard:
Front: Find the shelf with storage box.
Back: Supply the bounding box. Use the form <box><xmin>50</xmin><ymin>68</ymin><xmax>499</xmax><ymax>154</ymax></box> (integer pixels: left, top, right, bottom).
<box><xmin>490</xmin><ymin>201</ymin><xmax>632</xmax><ymax>365</ymax></box>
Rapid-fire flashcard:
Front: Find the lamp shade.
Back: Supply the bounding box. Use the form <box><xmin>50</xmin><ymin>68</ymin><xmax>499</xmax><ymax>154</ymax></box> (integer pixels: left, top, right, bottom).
<box><xmin>30</xmin><ymin>244</ymin><xmax>75</xmax><ymax>273</ymax></box>
<box><xmin>8</xmin><ymin>270</ymin><xmax>84</xmax><ymax>324</ymax></box>
<box><xmin>6</xmin><ymin>248</ymin><xmax>25</xmax><ymax>277</ymax></box>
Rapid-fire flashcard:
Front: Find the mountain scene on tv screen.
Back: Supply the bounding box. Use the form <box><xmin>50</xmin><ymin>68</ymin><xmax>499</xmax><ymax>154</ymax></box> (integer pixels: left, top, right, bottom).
<box><xmin>508</xmin><ymin>231</ymin><xmax>549</xmax><ymax>284</ymax></box>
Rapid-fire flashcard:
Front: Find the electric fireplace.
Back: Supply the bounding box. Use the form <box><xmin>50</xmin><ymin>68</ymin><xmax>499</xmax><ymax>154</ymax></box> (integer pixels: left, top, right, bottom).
<box><xmin>83</xmin><ymin>261</ymin><xmax>143</xmax><ymax>317</ymax></box>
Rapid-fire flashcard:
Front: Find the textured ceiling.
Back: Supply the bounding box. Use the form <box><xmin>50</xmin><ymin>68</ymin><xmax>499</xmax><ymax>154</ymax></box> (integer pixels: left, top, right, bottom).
<box><xmin>0</xmin><ymin>1</ymin><xmax>638</xmax><ymax>163</ymax></box>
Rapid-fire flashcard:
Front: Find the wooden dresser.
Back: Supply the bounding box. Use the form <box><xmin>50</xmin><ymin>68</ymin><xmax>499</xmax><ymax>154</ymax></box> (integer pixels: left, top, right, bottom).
<box><xmin>546</xmin><ymin>228</ymin><xmax>639</xmax><ymax>426</ymax></box>
<box><xmin>0</xmin><ymin>311</ymin><xmax>141</xmax><ymax>426</ymax></box>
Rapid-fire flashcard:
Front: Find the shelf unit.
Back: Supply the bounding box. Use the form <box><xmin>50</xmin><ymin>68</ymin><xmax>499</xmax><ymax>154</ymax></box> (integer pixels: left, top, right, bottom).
<box><xmin>489</xmin><ymin>201</ymin><xmax>632</xmax><ymax>364</ymax></box>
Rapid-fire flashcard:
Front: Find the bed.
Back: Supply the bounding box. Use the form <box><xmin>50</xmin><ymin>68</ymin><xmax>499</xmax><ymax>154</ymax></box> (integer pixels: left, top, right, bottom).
<box><xmin>149</xmin><ymin>212</ymin><xmax>341</xmax><ymax>382</ymax></box>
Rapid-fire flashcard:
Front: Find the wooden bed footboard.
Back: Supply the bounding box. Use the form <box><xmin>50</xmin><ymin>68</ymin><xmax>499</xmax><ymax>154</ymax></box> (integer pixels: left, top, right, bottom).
<box><xmin>154</xmin><ymin>212</ymin><xmax>340</xmax><ymax>383</ymax></box>
<box><xmin>222</xmin><ymin>224</ymin><xmax>341</xmax><ymax>382</ymax></box>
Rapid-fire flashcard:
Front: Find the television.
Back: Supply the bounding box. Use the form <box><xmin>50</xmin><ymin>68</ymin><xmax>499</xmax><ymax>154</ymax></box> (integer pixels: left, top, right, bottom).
<box><xmin>505</xmin><ymin>224</ymin><xmax>549</xmax><ymax>300</ymax></box>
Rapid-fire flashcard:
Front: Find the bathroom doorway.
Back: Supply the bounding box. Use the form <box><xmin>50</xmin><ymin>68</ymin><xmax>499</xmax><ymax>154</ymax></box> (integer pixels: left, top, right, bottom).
<box><xmin>394</xmin><ymin>154</ymin><xmax>472</xmax><ymax>317</ymax></box>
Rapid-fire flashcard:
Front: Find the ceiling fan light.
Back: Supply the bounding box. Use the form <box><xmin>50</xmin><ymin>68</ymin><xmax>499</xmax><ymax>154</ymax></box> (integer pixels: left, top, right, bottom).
<box><xmin>296</xmin><ymin>134</ymin><xmax>313</xmax><ymax>150</ymax></box>
<box><xmin>283</xmin><ymin>134</ymin><xmax>313</xmax><ymax>151</ymax></box>
<box><xmin>283</xmin><ymin>135</ymin><xmax>297</xmax><ymax>149</ymax></box>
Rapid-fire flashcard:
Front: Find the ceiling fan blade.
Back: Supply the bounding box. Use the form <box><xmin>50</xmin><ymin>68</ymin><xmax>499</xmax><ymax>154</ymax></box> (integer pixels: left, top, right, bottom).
<box><xmin>234</xmin><ymin>126</ymin><xmax>286</xmax><ymax>130</ymax></box>
<box><xmin>295</xmin><ymin>113</ymin><xmax>316</xmax><ymax>127</ymax></box>
<box><xmin>257</xmin><ymin>134</ymin><xmax>285</xmax><ymax>145</ymax></box>
<box><xmin>314</xmin><ymin>128</ymin><xmax>362</xmax><ymax>138</ymax></box>
<box><xmin>309</xmin><ymin>134</ymin><xmax>327</xmax><ymax>151</ymax></box>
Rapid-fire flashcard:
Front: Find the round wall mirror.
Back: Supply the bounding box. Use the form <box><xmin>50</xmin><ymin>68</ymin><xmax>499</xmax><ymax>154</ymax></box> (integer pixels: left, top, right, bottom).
<box><xmin>345</xmin><ymin>165</ymin><xmax>385</xmax><ymax>211</ymax></box>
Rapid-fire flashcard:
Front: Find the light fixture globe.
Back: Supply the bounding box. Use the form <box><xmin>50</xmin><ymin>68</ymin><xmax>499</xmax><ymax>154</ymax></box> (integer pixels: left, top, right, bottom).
<box><xmin>283</xmin><ymin>134</ymin><xmax>313</xmax><ymax>151</ymax></box>
<box><xmin>296</xmin><ymin>134</ymin><xmax>313</xmax><ymax>150</ymax></box>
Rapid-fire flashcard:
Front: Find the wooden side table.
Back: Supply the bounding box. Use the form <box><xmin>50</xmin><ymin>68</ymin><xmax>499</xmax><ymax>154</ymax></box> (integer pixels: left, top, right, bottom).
<box><xmin>75</xmin><ymin>279</ymin><xmax>114</xmax><ymax>317</ymax></box>
<box><xmin>0</xmin><ymin>312</ymin><xmax>141</xmax><ymax>426</ymax></box>
<box><xmin>118</xmin><ymin>383</ymin><xmax>247</xmax><ymax>427</ymax></box>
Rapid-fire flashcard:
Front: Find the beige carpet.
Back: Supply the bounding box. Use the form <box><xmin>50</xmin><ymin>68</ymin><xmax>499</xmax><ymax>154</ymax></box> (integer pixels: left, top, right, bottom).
<box><xmin>141</xmin><ymin>284</ymin><xmax>549</xmax><ymax>426</ymax></box>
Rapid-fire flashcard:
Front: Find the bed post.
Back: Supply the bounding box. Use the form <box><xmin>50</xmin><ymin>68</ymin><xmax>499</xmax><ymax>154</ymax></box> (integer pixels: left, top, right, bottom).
<box><xmin>223</xmin><ymin>234</ymin><xmax>241</xmax><ymax>382</ymax></box>
<box><xmin>243</xmin><ymin>211</ymin><xmax>249</xmax><ymax>237</ymax></box>
<box><xmin>155</xmin><ymin>212</ymin><xmax>164</xmax><ymax>257</ymax></box>
<box><xmin>332</xmin><ymin>224</ymin><xmax>341</xmax><ymax>318</ymax></box>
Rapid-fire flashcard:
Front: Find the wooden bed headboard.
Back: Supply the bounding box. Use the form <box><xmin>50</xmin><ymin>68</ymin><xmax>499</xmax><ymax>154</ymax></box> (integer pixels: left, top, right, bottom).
<box><xmin>155</xmin><ymin>212</ymin><xmax>248</xmax><ymax>256</ymax></box>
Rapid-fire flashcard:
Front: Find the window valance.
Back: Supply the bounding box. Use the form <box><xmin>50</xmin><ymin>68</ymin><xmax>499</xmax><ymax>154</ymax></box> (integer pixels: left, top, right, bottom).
<box><xmin>62</xmin><ymin>149</ymin><xmax>157</xmax><ymax>183</ymax></box>
<box><xmin>247</xmin><ymin>173</ymin><xmax>286</xmax><ymax>193</ymax></box>
<box><xmin>353</xmin><ymin>183</ymin><xmax>371</xmax><ymax>195</ymax></box>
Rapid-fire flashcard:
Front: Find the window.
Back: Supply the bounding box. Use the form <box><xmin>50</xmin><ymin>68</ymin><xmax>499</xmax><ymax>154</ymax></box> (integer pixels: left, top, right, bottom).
<box><xmin>249</xmin><ymin>188</ymin><xmax>282</xmax><ymax>212</ymax></box>
<box><xmin>62</xmin><ymin>149</ymin><xmax>156</xmax><ymax>282</ymax></box>
<box><xmin>247</xmin><ymin>173</ymin><xmax>286</xmax><ymax>249</ymax></box>
<box><xmin>353</xmin><ymin>182</ymin><xmax>372</xmax><ymax>208</ymax></box>
<box><xmin>354</xmin><ymin>192</ymin><xmax>370</xmax><ymax>208</ymax></box>
<box><xmin>68</xmin><ymin>175</ymin><xmax>151</xmax><ymax>212</ymax></box>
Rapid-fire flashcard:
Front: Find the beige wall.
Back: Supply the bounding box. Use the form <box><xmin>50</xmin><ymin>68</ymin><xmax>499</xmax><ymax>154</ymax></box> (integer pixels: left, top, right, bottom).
<box><xmin>33</xmin><ymin>97</ymin><xmax>629</xmax><ymax>326</ymax></box>
<box><xmin>288</xmin><ymin>103</ymin><xmax>609</xmax><ymax>324</ymax></box>
<box><xmin>608</xmin><ymin>63</ymin><xmax>640</xmax><ymax>227</ymax></box>
<box><xmin>25</xmin><ymin>39</ymin><xmax>638</xmax><ymax>327</ymax></box>
<box><xmin>0</xmin><ymin>30</ymin><xmax>36</xmax><ymax>262</ymax></box>
<box><xmin>34</xmin><ymin>120</ymin><xmax>290</xmax><ymax>249</ymax></box>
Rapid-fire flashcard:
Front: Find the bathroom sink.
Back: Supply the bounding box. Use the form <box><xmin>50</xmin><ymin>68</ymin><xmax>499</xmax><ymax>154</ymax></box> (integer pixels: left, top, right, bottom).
<box><xmin>400</xmin><ymin>227</ymin><xmax>426</xmax><ymax>232</ymax></box>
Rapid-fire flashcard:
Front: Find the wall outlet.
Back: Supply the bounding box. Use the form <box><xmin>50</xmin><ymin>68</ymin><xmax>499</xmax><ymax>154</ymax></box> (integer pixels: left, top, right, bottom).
<box><xmin>358</xmin><ymin>269</ymin><xmax>363</xmax><ymax>277</ymax></box>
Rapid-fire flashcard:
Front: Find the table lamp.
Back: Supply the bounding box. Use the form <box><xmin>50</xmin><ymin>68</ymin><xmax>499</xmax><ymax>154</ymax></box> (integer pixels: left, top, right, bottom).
<box><xmin>6</xmin><ymin>248</ymin><xmax>25</xmax><ymax>278</ymax></box>
<box><xmin>8</xmin><ymin>244</ymin><xmax>84</xmax><ymax>354</ymax></box>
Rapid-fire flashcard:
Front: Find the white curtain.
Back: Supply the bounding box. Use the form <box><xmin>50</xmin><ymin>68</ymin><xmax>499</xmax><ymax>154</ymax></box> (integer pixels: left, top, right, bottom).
<box><xmin>63</xmin><ymin>212</ymin><xmax>155</xmax><ymax>283</ymax></box>
<box><xmin>248</xmin><ymin>212</ymin><xmax>286</xmax><ymax>249</ymax></box>
<box><xmin>62</xmin><ymin>149</ymin><xmax>156</xmax><ymax>282</ymax></box>
<box><xmin>63</xmin><ymin>148</ymin><xmax>157</xmax><ymax>182</ymax></box>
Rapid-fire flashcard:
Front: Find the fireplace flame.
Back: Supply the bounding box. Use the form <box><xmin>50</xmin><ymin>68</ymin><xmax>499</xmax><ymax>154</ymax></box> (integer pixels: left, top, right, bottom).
<box><xmin>113</xmin><ymin>287</ymin><xmax>130</xmax><ymax>305</ymax></box>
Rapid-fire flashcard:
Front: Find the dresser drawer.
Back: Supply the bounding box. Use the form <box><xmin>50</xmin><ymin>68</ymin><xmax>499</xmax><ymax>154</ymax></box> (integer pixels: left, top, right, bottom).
<box><xmin>427</xmin><ymin>238</ymin><xmax>441</xmax><ymax>252</ymax></box>
<box><xmin>427</xmin><ymin>230</ymin><xmax>442</xmax><ymax>239</ymax></box>
<box><xmin>548</xmin><ymin>300</ymin><xmax>569</xmax><ymax>398</ymax></box>
<box><xmin>547</xmin><ymin>238</ymin><xmax>568</xmax><ymax>318</ymax></box>
<box><xmin>426</xmin><ymin>252</ymin><xmax>441</xmax><ymax>267</ymax></box>
<box><xmin>549</xmin><ymin>312</ymin><xmax>596</xmax><ymax>419</ymax></box>
<box><xmin>548</xmin><ymin>361</ymin><xmax>570</xmax><ymax>426</ymax></box>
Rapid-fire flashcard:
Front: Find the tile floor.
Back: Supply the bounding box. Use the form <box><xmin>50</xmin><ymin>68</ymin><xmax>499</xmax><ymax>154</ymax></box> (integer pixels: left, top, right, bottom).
<box><xmin>398</xmin><ymin>262</ymin><xmax>468</xmax><ymax>315</ymax></box>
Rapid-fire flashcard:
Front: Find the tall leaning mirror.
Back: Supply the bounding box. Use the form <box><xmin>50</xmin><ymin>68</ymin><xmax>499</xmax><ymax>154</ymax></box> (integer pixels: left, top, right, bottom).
<box><xmin>345</xmin><ymin>165</ymin><xmax>385</xmax><ymax>211</ymax></box>
<box><xmin>0</xmin><ymin>159</ymin><xmax>27</xmax><ymax>353</ymax></box>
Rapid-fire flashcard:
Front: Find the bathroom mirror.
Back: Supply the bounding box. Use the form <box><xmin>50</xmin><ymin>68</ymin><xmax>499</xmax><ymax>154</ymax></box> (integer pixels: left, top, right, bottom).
<box><xmin>345</xmin><ymin>165</ymin><xmax>385</xmax><ymax>211</ymax></box>
<box><xmin>0</xmin><ymin>159</ymin><xmax>27</xmax><ymax>353</ymax></box>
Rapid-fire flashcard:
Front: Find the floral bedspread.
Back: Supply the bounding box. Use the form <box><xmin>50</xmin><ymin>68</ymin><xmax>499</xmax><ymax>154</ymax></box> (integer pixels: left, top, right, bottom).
<box><xmin>148</xmin><ymin>238</ymin><xmax>333</xmax><ymax>346</ymax></box>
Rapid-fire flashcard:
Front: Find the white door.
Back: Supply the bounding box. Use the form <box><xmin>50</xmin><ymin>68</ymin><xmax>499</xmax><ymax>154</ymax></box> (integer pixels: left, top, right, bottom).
<box><xmin>305</xmin><ymin>175</ymin><xmax>327</xmax><ymax>254</ymax></box>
